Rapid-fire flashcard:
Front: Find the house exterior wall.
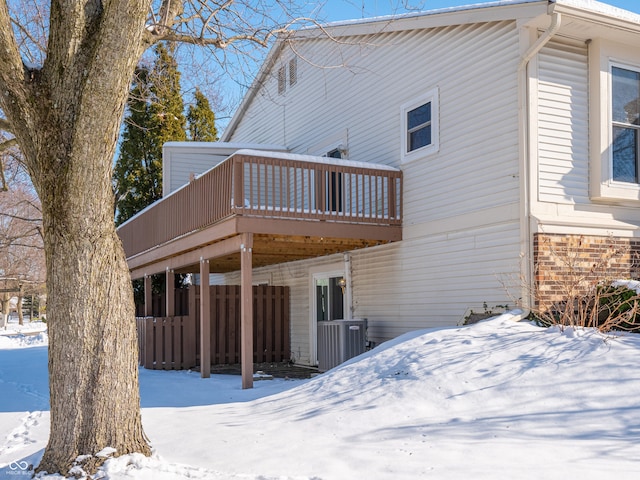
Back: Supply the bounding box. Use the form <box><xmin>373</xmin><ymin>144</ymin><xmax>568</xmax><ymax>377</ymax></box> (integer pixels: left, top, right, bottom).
<box><xmin>223</xmin><ymin>19</ymin><xmax>525</xmax><ymax>364</ymax></box>
<box><xmin>350</xmin><ymin>222</ymin><xmax>522</xmax><ymax>347</ymax></box>
<box><xmin>162</xmin><ymin>145</ymin><xmax>228</xmax><ymax>196</ymax></box>
<box><xmin>532</xmin><ymin>35</ymin><xmax>640</xmax><ymax>237</ymax></box>
<box><xmin>533</xmin><ymin>233</ymin><xmax>640</xmax><ymax>308</ymax></box>
<box><xmin>531</xmin><ymin>35</ymin><xmax>640</xmax><ymax>310</ymax></box>
<box><xmin>162</xmin><ymin>142</ymin><xmax>288</xmax><ymax>197</ymax></box>
<box><xmin>155</xmin><ymin>5</ymin><xmax>640</xmax><ymax>367</ymax></box>
<box><xmin>223</xmin><ymin>253</ymin><xmax>345</xmax><ymax>365</ymax></box>
<box><xmin>536</xmin><ymin>37</ymin><xmax>590</xmax><ymax>206</ymax></box>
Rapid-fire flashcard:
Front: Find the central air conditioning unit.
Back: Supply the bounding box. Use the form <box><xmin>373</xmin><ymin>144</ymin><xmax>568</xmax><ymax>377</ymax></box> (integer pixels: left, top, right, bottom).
<box><xmin>317</xmin><ymin>318</ymin><xmax>368</xmax><ymax>372</ymax></box>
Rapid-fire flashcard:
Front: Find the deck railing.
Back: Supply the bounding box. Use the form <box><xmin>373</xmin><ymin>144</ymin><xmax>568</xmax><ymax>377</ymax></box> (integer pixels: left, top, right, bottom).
<box><xmin>118</xmin><ymin>152</ymin><xmax>402</xmax><ymax>258</ymax></box>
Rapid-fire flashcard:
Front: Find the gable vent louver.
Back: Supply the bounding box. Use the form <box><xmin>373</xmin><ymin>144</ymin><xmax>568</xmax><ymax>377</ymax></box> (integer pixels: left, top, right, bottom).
<box><xmin>289</xmin><ymin>58</ymin><xmax>297</xmax><ymax>86</ymax></box>
<box><xmin>277</xmin><ymin>65</ymin><xmax>286</xmax><ymax>95</ymax></box>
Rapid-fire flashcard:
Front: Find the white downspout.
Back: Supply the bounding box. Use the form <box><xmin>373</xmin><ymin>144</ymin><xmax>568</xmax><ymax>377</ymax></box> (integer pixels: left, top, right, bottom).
<box><xmin>344</xmin><ymin>253</ymin><xmax>353</xmax><ymax>320</ymax></box>
<box><xmin>518</xmin><ymin>12</ymin><xmax>562</xmax><ymax>72</ymax></box>
<box><xmin>516</xmin><ymin>9</ymin><xmax>561</xmax><ymax>320</ymax></box>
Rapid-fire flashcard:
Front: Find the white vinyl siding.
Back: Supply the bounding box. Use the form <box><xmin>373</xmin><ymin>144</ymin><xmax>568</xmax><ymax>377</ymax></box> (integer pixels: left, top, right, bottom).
<box><xmin>532</xmin><ymin>36</ymin><xmax>640</xmax><ymax>235</ymax></box>
<box><xmin>352</xmin><ymin>222</ymin><xmax>521</xmax><ymax>346</ymax></box>
<box><xmin>223</xmin><ymin>218</ymin><xmax>521</xmax><ymax>366</ymax></box>
<box><xmin>537</xmin><ymin>38</ymin><xmax>590</xmax><ymax>204</ymax></box>
<box><xmin>230</xmin><ymin>21</ymin><xmax>522</xmax><ymax>227</ymax></box>
<box><xmin>225</xmin><ymin>20</ymin><xmax>524</xmax><ymax>360</ymax></box>
<box><xmin>164</xmin><ymin>152</ymin><xmax>226</xmax><ymax>195</ymax></box>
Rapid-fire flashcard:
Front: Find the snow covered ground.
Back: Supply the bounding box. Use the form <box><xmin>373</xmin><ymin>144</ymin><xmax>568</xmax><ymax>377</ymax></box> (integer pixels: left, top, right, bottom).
<box><xmin>1</xmin><ymin>312</ymin><xmax>640</xmax><ymax>479</ymax></box>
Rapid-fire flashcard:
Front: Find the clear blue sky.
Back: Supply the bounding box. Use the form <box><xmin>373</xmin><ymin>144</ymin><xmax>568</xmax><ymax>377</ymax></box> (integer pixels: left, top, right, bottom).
<box><xmin>317</xmin><ymin>0</ymin><xmax>640</xmax><ymax>22</ymax></box>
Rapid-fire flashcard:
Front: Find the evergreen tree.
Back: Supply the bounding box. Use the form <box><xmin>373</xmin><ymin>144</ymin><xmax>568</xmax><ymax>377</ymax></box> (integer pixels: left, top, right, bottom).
<box><xmin>113</xmin><ymin>42</ymin><xmax>186</xmax><ymax>226</ymax></box>
<box><xmin>187</xmin><ymin>88</ymin><xmax>218</xmax><ymax>142</ymax></box>
<box><xmin>149</xmin><ymin>42</ymin><xmax>187</xmax><ymax>149</ymax></box>
<box><xmin>113</xmin><ymin>67</ymin><xmax>155</xmax><ymax>225</ymax></box>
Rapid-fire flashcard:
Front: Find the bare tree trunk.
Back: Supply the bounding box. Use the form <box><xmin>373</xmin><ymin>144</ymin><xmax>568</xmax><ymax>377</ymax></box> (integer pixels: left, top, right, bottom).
<box><xmin>39</xmin><ymin>170</ymin><xmax>150</xmax><ymax>473</ymax></box>
<box><xmin>1</xmin><ymin>0</ymin><xmax>304</xmax><ymax>474</ymax></box>
<box><xmin>32</xmin><ymin>61</ymin><xmax>152</xmax><ymax>478</ymax></box>
<box><xmin>32</xmin><ymin>87</ymin><xmax>152</xmax><ymax>474</ymax></box>
<box><xmin>17</xmin><ymin>293</ymin><xmax>23</xmax><ymax>325</ymax></box>
<box><xmin>0</xmin><ymin>293</ymin><xmax>8</xmax><ymax>328</ymax></box>
<box><xmin>0</xmin><ymin>0</ymin><xmax>152</xmax><ymax>475</ymax></box>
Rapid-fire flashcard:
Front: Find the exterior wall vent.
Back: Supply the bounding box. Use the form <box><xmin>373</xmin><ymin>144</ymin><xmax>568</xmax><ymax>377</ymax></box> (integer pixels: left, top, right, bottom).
<box><xmin>277</xmin><ymin>65</ymin><xmax>286</xmax><ymax>95</ymax></box>
<box><xmin>289</xmin><ymin>57</ymin><xmax>297</xmax><ymax>86</ymax></box>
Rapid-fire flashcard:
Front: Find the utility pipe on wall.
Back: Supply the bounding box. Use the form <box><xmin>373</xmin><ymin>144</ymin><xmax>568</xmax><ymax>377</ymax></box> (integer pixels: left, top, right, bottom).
<box><xmin>516</xmin><ymin>8</ymin><xmax>562</xmax><ymax>317</ymax></box>
<box><xmin>344</xmin><ymin>252</ymin><xmax>353</xmax><ymax>320</ymax></box>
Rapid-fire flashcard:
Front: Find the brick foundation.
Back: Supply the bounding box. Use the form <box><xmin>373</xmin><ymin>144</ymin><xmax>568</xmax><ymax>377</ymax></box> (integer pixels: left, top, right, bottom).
<box><xmin>533</xmin><ymin>233</ymin><xmax>640</xmax><ymax>308</ymax></box>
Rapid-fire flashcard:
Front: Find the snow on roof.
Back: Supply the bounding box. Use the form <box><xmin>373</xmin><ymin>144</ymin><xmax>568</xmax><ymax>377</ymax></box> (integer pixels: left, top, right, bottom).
<box><xmin>163</xmin><ymin>141</ymin><xmax>288</xmax><ymax>151</ymax></box>
<box><xmin>317</xmin><ymin>0</ymin><xmax>543</xmax><ymax>29</ymax></box>
<box><xmin>554</xmin><ymin>0</ymin><xmax>640</xmax><ymax>23</ymax></box>
<box><xmin>314</xmin><ymin>0</ymin><xmax>640</xmax><ymax>30</ymax></box>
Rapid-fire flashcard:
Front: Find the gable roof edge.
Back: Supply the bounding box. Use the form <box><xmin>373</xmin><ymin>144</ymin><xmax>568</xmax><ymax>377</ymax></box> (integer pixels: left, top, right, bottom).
<box><xmin>220</xmin><ymin>36</ymin><xmax>286</xmax><ymax>142</ymax></box>
<box><xmin>220</xmin><ymin>1</ymin><xmax>549</xmax><ymax>142</ymax></box>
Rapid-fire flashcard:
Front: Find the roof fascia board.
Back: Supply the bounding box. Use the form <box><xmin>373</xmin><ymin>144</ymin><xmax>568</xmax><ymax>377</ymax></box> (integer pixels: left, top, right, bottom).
<box><xmin>294</xmin><ymin>2</ymin><xmax>549</xmax><ymax>40</ymax></box>
<box><xmin>550</xmin><ymin>2</ymin><xmax>640</xmax><ymax>35</ymax></box>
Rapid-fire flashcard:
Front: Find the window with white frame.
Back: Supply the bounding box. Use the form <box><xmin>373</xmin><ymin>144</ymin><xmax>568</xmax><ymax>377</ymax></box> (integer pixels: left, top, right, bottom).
<box><xmin>589</xmin><ymin>38</ymin><xmax>640</xmax><ymax>202</ymax></box>
<box><xmin>611</xmin><ymin>65</ymin><xmax>640</xmax><ymax>184</ymax></box>
<box><xmin>401</xmin><ymin>89</ymin><xmax>439</xmax><ymax>162</ymax></box>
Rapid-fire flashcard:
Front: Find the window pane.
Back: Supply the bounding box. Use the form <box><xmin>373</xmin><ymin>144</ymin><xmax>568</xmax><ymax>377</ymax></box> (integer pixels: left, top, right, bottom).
<box><xmin>409</xmin><ymin>125</ymin><xmax>431</xmax><ymax>151</ymax></box>
<box><xmin>612</xmin><ymin>126</ymin><xmax>638</xmax><ymax>183</ymax></box>
<box><xmin>326</xmin><ymin>148</ymin><xmax>341</xmax><ymax>159</ymax></box>
<box><xmin>612</xmin><ymin>67</ymin><xmax>640</xmax><ymax>125</ymax></box>
<box><xmin>408</xmin><ymin>103</ymin><xmax>431</xmax><ymax>130</ymax></box>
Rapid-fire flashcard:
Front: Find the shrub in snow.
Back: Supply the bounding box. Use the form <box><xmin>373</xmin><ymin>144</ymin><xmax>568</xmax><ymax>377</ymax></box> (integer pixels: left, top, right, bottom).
<box><xmin>533</xmin><ymin>282</ymin><xmax>640</xmax><ymax>333</ymax></box>
<box><xmin>529</xmin><ymin>235</ymin><xmax>640</xmax><ymax>333</ymax></box>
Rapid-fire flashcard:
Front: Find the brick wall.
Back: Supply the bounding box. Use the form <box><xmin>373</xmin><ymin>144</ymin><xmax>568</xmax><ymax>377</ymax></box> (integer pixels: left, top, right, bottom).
<box><xmin>533</xmin><ymin>233</ymin><xmax>640</xmax><ymax>308</ymax></box>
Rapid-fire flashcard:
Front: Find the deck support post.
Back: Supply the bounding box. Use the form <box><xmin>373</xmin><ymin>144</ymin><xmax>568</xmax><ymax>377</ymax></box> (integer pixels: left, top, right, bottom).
<box><xmin>200</xmin><ymin>258</ymin><xmax>211</xmax><ymax>378</ymax></box>
<box><xmin>144</xmin><ymin>275</ymin><xmax>152</xmax><ymax>317</ymax></box>
<box><xmin>240</xmin><ymin>232</ymin><xmax>254</xmax><ymax>389</ymax></box>
<box><xmin>165</xmin><ymin>268</ymin><xmax>175</xmax><ymax>317</ymax></box>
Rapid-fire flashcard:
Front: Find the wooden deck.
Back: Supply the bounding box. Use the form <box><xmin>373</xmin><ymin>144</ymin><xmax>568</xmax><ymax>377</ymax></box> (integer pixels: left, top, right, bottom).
<box><xmin>117</xmin><ymin>150</ymin><xmax>403</xmax><ymax>278</ymax></box>
<box><xmin>117</xmin><ymin>149</ymin><xmax>402</xmax><ymax>388</ymax></box>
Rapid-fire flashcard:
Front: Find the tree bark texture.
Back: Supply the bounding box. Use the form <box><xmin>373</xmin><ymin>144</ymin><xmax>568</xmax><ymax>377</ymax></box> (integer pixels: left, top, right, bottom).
<box><xmin>0</xmin><ymin>293</ymin><xmax>8</xmax><ymax>328</ymax></box>
<box><xmin>0</xmin><ymin>0</ymin><xmax>153</xmax><ymax>474</ymax></box>
<box><xmin>17</xmin><ymin>293</ymin><xmax>23</xmax><ymax>325</ymax></box>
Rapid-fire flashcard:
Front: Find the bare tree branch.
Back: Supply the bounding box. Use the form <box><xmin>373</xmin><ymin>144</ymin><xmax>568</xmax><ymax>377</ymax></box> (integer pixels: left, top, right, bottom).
<box><xmin>0</xmin><ymin>211</ymin><xmax>41</xmax><ymax>223</ymax></box>
<box><xmin>0</xmin><ymin>1</ymin><xmax>39</xmax><ymax>165</ymax></box>
<box><xmin>150</xmin><ymin>29</ymin><xmax>286</xmax><ymax>48</ymax></box>
<box><xmin>0</xmin><ymin>117</ymin><xmax>12</xmax><ymax>133</ymax></box>
<box><xmin>0</xmin><ymin>137</ymin><xmax>17</xmax><ymax>152</ymax></box>
<box><xmin>10</xmin><ymin>15</ymin><xmax>46</xmax><ymax>57</ymax></box>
